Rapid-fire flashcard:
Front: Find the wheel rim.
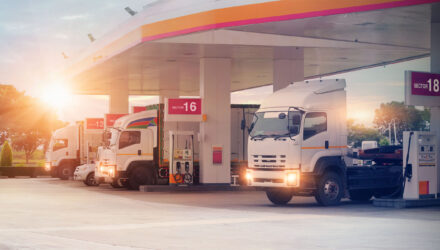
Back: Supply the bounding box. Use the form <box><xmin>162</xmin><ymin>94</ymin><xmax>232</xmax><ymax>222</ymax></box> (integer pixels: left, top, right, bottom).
<box><xmin>323</xmin><ymin>179</ymin><xmax>340</xmax><ymax>200</ymax></box>
<box><xmin>89</xmin><ymin>174</ymin><xmax>95</xmax><ymax>185</ymax></box>
<box><xmin>62</xmin><ymin>168</ymin><xmax>71</xmax><ymax>176</ymax></box>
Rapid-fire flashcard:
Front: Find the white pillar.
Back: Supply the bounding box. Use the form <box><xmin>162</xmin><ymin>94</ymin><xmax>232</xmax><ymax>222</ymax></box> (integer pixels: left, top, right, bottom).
<box><xmin>431</xmin><ymin>22</ymin><xmax>440</xmax><ymax>135</ymax></box>
<box><xmin>109</xmin><ymin>82</ymin><xmax>129</xmax><ymax>114</ymax></box>
<box><xmin>431</xmin><ymin>6</ymin><xmax>440</xmax><ymax>194</ymax></box>
<box><xmin>159</xmin><ymin>63</ymin><xmax>180</xmax><ymax>103</ymax></box>
<box><xmin>273</xmin><ymin>48</ymin><xmax>304</xmax><ymax>92</ymax></box>
<box><xmin>199</xmin><ymin>58</ymin><xmax>231</xmax><ymax>184</ymax></box>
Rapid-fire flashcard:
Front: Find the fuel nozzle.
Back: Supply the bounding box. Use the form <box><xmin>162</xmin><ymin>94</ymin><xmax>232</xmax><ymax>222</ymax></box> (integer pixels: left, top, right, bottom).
<box><xmin>185</xmin><ymin>161</ymin><xmax>190</xmax><ymax>173</ymax></box>
<box><xmin>176</xmin><ymin>162</ymin><xmax>181</xmax><ymax>174</ymax></box>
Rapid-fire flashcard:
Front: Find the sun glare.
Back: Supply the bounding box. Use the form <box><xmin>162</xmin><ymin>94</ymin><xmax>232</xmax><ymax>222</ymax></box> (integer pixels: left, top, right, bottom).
<box><xmin>40</xmin><ymin>83</ymin><xmax>72</xmax><ymax>108</ymax></box>
<box><xmin>348</xmin><ymin>110</ymin><xmax>374</xmax><ymax>126</ymax></box>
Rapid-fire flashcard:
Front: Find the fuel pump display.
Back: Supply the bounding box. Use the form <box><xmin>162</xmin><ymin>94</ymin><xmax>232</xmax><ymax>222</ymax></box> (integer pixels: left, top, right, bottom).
<box><xmin>169</xmin><ymin>131</ymin><xmax>194</xmax><ymax>185</ymax></box>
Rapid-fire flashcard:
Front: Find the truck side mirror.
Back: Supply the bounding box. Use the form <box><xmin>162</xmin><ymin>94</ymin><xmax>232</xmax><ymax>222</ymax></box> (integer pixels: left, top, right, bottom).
<box><xmin>289</xmin><ymin>126</ymin><xmax>299</xmax><ymax>135</ymax></box>
<box><xmin>291</xmin><ymin>114</ymin><xmax>301</xmax><ymax>124</ymax></box>
<box><xmin>248</xmin><ymin>123</ymin><xmax>255</xmax><ymax>134</ymax></box>
<box><xmin>241</xmin><ymin>120</ymin><xmax>246</xmax><ymax>130</ymax></box>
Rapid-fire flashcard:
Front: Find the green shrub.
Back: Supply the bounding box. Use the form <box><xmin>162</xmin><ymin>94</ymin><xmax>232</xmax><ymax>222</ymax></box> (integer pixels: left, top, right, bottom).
<box><xmin>1</xmin><ymin>141</ymin><xmax>13</xmax><ymax>166</ymax></box>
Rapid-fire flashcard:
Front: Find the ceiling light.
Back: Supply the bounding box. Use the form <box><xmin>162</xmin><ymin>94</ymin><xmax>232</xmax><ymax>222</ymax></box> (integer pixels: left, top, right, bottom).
<box><xmin>124</xmin><ymin>7</ymin><xmax>137</xmax><ymax>16</ymax></box>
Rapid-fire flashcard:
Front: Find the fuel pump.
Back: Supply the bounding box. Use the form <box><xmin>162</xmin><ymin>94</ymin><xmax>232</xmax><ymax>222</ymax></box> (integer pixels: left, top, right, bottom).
<box><xmin>169</xmin><ymin>131</ymin><xmax>194</xmax><ymax>185</ymax></box>
<box><xmin>402</xmin><ymin>131</ymin><xmax>438</xmax><ymax>199</ymax></box>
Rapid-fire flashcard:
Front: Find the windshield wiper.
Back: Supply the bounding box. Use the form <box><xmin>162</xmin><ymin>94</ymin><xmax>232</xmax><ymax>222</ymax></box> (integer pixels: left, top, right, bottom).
<box><xmin>251</xmin><ymin>134</ymin><xmax>269</xmax><ymax>141</ymax></box>
<box><xmin>273</xmin><ymin>133</ymin><xmax>290</xmax><ymax>140</ymax></box>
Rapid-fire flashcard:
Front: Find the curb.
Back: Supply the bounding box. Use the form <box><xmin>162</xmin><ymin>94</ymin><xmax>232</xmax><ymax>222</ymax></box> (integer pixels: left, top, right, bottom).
<box><xmin>139</xmin><ymin>185</ymin><xmax>258</xmax><ymax>192</ymax></box>
<box><xmin>373</xmin><ymin>198</ymin><xmax>440</xmax><ymax>208</ymax></box>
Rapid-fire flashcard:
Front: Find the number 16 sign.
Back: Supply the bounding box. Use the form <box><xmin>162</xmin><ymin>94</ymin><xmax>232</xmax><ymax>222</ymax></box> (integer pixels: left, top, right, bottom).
<box><xmin>165</xmin><ymin>98</ymin><xmax>203</xmax><ymax>122</ymax></box>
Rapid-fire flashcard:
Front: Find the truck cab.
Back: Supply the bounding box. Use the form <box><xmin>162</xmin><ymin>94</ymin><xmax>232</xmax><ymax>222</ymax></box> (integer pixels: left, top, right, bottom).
<box><xmin>247</xmin><ymin>79</ymin><xmax>348</xmax><ymax>205</ymax></box>
<box><xmin>45</xmin><ymin>125</ymin><xmax>79</xmax><ymax>179</ymax></box>
<box><xmin>95</xmin><ymin>110</ymin><xmax>158</xmax><ymax>190</ymax></box>
<box><xmin>45</xmin><ymin>121</ymin><xmax>104</xmax><ymax>180</ymax></box>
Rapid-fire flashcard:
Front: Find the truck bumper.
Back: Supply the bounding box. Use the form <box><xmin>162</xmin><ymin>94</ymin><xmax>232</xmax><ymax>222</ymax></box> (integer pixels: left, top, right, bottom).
<box><xmin>246</xmin><ymin>169</ymin><xmax>301</xmax><ymax>188</ymax></box>
<box><xmin>96</xmin><ymin>171</ymin><xmax>127</xmax><ymax>184</ymax></box>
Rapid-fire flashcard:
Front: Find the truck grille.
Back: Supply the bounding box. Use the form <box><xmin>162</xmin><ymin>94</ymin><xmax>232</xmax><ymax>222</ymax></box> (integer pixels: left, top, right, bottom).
<box><xmin>251</xmin><ymin>155</ymin><xmax>286</xmax><ymax>169</ymax></box>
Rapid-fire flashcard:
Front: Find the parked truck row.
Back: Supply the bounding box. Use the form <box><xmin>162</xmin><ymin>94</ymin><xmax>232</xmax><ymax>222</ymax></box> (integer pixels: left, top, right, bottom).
<box><xmin>45</xmin><ymin>105</ymin><xmax>258</xmax><ymax>188</ymax></box>
<box><xmin>45</xmin><ymin>79</ymin><xmax>410</xmax><ymax>206</ymax></box>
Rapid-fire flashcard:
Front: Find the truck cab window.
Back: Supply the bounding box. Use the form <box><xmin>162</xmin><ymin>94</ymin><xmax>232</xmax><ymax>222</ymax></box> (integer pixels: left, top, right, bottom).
<box><xmin>303</xmin><ymin>112</ymin><xmax>327</xmax><ymax>140</ymax></box>
<box><xmin>119</xmin><ymin>131</ymin><xmax>141</xmax><ymax>149</ymax></box>
<box><xmin>249</xmin><ymin>110</ymin><xmax>302</xmax><ymax>139</ymax></box>
<box><xmin>53</xmin><ymin>139</ymin><xmax>68</xmax><ymax>151</ymax></box>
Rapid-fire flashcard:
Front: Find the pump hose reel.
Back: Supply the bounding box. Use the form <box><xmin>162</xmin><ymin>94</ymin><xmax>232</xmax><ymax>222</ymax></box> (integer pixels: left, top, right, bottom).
<box><xmin>380</xmin><ymin>132</ymin><xmax>413</xmax><ymax>199</ymax></box>
<box><xmin>404</xmin><ymin>132</ymin><xmax>413</xmax><ymax>182</ymax></box>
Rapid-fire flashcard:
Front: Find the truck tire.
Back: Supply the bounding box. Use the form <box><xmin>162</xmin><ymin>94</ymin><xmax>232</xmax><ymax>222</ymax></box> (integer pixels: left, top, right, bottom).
<box><xmin>84</xmin><ymin>172</ymin><xmax>99</xmax><ymax>186</ymax></box>
<box><xmin>58</xmin><ymin>164</ymin><xmax>74</xmax><ymax>180</ymax></box>
<box><xmin>111</xmin><ymin>179</ymin><xmax>124</xmax><ymax>188</ymax></box>
<box><xmin>314</xmin><ymin>172</ymin><xmax>343</xmax><ymax>206</ymax></box>
<box><xmin>128</xmin><ymin>167</ymin><xmax>154</xmax><ymax>190</ymax></box>
<box><xmin>266</xmin><ymin>189</ymin><xmax>293</xmax><ymax>205</ymax></box>
<box><xmin>349</xmin><ymin>189</ymin><xmax>373</xmax><ymax>202</ymax></box>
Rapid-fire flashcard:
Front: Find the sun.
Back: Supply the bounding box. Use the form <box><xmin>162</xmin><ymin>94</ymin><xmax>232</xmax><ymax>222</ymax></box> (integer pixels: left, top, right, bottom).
<box><xmin>347</xmin><ymin>110</ymin><xmax>374</xmax><ymax>126</ymax></box>
<box><xmin>40</xmin><ymin>83</ymin><xmax>72</xmax><ymax>108</ymax></box>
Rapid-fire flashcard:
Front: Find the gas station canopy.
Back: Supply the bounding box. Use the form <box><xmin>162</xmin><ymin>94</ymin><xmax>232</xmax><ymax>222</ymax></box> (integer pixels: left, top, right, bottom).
<box><xmin>66</xmin><ymin>0</ymin><xmax>436</xmax><ymax>96</ymax></box>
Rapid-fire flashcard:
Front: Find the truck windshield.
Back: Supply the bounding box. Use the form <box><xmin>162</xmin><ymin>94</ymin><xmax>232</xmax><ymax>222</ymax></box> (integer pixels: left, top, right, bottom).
<box><xmin>109</xmin><ymin>129</ymin><xmax>119</xmax><ymax>146</ymax></box>
<box><xmin>48</xmin><ymin>138</ymin><xmax>54</xmax><ymax>152</ymax></box>
<box><xmin>249</xmin><ymin>110</ymin><xmax>301</xmax><ymax>139</ymax></box>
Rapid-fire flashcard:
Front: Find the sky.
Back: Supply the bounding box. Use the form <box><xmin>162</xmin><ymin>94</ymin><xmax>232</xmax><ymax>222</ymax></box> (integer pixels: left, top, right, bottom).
<box><xmin>0</xmin><ymin>0</ymin><xmax>431</xmax><ymax>127</ymax></box>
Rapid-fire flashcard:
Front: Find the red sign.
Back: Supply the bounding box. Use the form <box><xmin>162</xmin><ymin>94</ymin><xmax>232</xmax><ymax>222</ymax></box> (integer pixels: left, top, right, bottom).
<box><xmin>411</xmin><ymin>72</ymin><xmax>440</xmax><ymax>96</ymax></box>
<box><xmin>213</xmin><ymin>146</ymin><xmax>222</xmax><ymax>164</ymax></box>
<box><xmin>168</xmin><ymin>98</ymin><xmax>202</xmax><ymax>115</ymax></box>
<box><xmin>133</xmin><ymin>106</ymin><xmax>146</xmax><ymax>113</ymax></box>
<box><xmin>105</xmin><ymin>114</ymin><xmax>127</xmax><ymax>127</ymax></box>
<box><xmin>86</xmin><ymin>118</ymin><xmax>104</xmax><ymax>130</ymax></box>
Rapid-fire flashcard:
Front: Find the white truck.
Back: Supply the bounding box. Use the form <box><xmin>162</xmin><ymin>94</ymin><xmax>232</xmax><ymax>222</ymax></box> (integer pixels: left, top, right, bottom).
<box><xmin>45</xmin><ymin>119</ymin><xmax>104</xmax><ymax>180</ymax></box>
<box><xmin>95</xmin><ymin>104</ymin><xmax>258</xmax><ymax>190</ymax></box>
<box><xmin>246</xmin><ymin>79</ymin><xmax>402</xmax><ymax>206</ymax></box>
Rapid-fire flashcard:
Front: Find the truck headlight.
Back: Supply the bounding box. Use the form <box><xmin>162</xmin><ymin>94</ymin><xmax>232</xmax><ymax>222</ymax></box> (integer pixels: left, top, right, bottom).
<box><xmin>285</xmin><ymin>171</ymin><xmax>299</xmax><ymax>187</ymax></box>
<box><xmin>44</xmin><ymin>162</ymin><xmax>51</xmax><ymax>171</ymax></box>
<box><xmin>100</xmin><ymin>164</ymin><xmax>116</xmax><ymax>177</ymax></box>
<box><xmin>108</xmin><ymin>167</ymin><xmax>115</xmax><ymax>177</ymax></box>
<box><xmin>246</xmin><ymin>170</ymin><xmax>253</xmax><ymax>183</ymax></box>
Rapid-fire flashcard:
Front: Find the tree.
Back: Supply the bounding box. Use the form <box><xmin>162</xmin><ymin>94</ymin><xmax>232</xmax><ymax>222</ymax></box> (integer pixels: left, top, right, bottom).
<box><xmin>1</xmin><ymin>141</ymin><xmax>12</xmax><ymax>166</ymax></box>
<box><xmin>374</xmin><ymin>101</ymin><xmax>430</xmax><ymax>144</ymax></box>
<box><xmin>0</xmin><ymin>84</ymin><xmax>65</xmax><ymax>163</ymax></box>
<box><xmin>379</xmin><ymin>137</ymin><xmax>390</xmax><ymax>146</ymax></box>
<box><xmin>347</xmin><ymin>119</ymin><xmax>384</xmax><ymax>148</ymax></box>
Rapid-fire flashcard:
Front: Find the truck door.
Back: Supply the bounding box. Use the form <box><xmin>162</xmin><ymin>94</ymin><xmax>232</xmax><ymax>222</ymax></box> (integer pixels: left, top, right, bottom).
<box><xmin>116</xmin><ymin>130</ymin><xmax>142</xmax><ymax>170</ymax></box>
<box><xmin>300</xmin><ymin>112</ymin><xmax>328</xmax><ymax>173</ymax></box>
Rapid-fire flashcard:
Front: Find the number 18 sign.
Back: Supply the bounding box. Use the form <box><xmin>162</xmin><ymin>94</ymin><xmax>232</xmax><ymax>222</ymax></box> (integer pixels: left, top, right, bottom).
<box><xmin>165</xmin><ymin>98</ymin><xmax>202</xmax><ymax>122</ymax></box>
<box><xmin>405</xmin><ymin>71</ymin><xmax>440</xmax><ymax>107</ymax></box>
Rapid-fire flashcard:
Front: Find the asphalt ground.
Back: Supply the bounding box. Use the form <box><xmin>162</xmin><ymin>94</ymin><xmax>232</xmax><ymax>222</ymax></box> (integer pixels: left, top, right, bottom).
<box><xmin>0</xmin><ymin>178</ymin><xmax>439</xmax><ymax>249</ymax></box>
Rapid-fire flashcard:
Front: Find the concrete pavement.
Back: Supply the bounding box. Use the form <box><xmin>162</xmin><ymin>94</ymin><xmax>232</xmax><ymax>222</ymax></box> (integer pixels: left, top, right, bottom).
<box><xmin>0</xmin><ymin>178</ymin><xmax>439</xmax><ymax>249</ymax></box>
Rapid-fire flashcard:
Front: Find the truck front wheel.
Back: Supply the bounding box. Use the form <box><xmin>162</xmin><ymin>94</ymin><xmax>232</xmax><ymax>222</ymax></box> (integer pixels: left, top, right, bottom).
<box><xmin>266</xmin><ymin>189</ymin><xmax>293</xmax><ymax>205</ymax></box>
<box><xmin>111</xmin><ymin>179</ymin><xmax>124</xmax><ymax>188</ymax></box>
<box><xmin>315</xmin><ymin>172</ymin><xmax>343</xmax><ymax>206</ymax></box>
<box><xmin>58</xmin><ymin>164</ymin><xmax>74</xmax><ymax>180</ymax></box>
<box><xmin>128</xmin><ymin>167</ymin><xmax>154</xmax><ymax>190</ymax></box>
